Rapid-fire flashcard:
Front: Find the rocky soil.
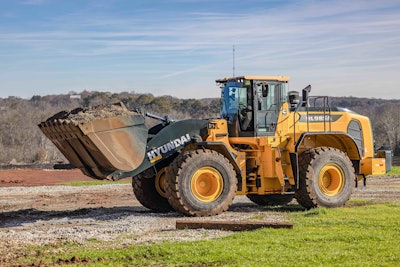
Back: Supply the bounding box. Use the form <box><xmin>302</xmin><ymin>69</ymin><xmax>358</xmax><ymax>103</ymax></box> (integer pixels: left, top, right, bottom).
<box><xmin>41</xmin><ymin>102</ymin><xmax>138</xmax><ymax>123</ymax></box>
<box><xmin>0</xmin><ymin>169</ymin><xmax>399</xmax><ymax>265</ymax></box>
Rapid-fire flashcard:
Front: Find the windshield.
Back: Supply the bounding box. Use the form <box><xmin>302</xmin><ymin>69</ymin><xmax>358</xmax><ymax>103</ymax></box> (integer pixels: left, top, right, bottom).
<box><xmin>220</xmin><ymin>81</ymin><xmax>245</xmax><ymax>118</ymax></box>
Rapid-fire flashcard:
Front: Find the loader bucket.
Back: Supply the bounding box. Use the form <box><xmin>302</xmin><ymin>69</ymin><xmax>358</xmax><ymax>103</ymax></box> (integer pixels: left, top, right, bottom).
<box><xmin>38</xmin><ymin>102</ymin><xmax>148</xmax><ymax>180</ymax></box>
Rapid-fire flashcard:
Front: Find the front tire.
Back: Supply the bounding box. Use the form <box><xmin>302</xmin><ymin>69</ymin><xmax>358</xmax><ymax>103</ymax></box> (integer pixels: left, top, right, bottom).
<box><xmin>295</xmin><ymin>147</ymin><xmax>355</xmax><ymax>208</ymax></box>
<box><xmin>165</xmin><ymin>149</ymin><xmax>237</xmax><ymax>216</ymax></box>
<box><xmin>132</xmin><ymin>166</ymin><xmax>173</xmax><ymax>212</ymax></box>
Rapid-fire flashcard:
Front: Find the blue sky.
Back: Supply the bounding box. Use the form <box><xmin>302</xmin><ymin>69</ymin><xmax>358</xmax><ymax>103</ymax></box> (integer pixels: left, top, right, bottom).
<box><xmin>1</xmin><ymin>0</ymin><xmax>400</xmax><ymax>99</ymax></box>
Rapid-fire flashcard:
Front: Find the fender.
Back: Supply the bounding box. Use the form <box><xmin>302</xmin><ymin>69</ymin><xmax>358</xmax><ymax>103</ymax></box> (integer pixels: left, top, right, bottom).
<box><xmin>295</xmin><ymin>132</ymin><xmax>362</xmax><ymax>160</ymax></box>
<box><xmin>193</xmin><ymin>141</ymin><xmax>242</xmax><ymax>176</ymax></box>
<box><xmin>293</xmin><ymin>132</ymin><xmax>362</xmax><ymax>178</ymax></box>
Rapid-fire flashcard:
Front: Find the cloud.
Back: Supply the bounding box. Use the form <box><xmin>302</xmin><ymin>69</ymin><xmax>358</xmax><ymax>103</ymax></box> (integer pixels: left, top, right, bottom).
<box><xmin>21</xmin><ymin>0</ymin><xmax>46</xmax><ymax>5</ymax></box>
<box><xmin>5</xmin><ymin>1</ymin><xmax>399</xmax><ymax>57</ymax></box>
<box><xmin>1</xmin><ymin>0</ymin><xmax>400</xmax><ymax>99</ymax></box>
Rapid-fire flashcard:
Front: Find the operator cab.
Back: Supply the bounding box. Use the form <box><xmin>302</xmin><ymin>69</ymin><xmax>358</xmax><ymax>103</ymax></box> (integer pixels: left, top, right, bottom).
<box><xmin>217</xmin><ymin>76</ymin><xmax>290</xmax><ymax>137</ymax></box>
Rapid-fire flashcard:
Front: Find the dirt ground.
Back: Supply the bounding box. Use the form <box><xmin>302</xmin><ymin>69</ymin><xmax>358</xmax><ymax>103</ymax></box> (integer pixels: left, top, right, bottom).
<box><xmin>0</xmin><ymin>168</ymin><xmax>93</xmax><ymax>187</ymax></box>
<box><xmin>0</xmin><ymin>168</ymin><xmax>399</xmax><ymax>265</ymax></box>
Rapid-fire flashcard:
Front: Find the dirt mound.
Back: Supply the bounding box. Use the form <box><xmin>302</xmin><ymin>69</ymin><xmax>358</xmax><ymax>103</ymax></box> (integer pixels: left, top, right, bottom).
<box><xmin>43</xmin><ymin>102</ymin><xmax>139</xmax><ymax>124</ymax></box>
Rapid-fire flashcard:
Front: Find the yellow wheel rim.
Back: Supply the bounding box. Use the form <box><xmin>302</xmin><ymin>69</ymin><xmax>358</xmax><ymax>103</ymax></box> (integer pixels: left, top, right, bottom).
<box><xmin>318</xmin><ymin>164</ymin><xmax>345</xmax><ymax>196</ymax></box>
<box><xmin>155</xmin><ymin>167</ymin><xmax>167</xmax><ymax>198</ymax></box>
<box><xmin>191</xmin><ymin>167</ymin><xmax>223</xmax><ymax>202</ymax></box>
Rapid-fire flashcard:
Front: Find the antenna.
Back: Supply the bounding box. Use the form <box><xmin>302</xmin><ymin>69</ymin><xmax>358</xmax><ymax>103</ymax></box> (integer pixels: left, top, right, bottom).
<box><xmin>232</xmin><ymin>45</ymin><xmax>235</xmax><ymax>77</ymax></box>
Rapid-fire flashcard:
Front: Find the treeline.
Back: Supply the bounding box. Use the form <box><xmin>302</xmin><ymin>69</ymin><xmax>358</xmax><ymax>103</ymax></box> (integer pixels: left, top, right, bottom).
<box><xmin>0</xmin><ymin>91</ymin><xmax>220</xmax><ymax>165</ymax></box>
<box><xmin>0</xmin><ymin>91</ymin><xmax>399</xmax><ymax>165</ymax></box>
<box><xmin>330</xmin><ymin>97</ymin><xmax>400</xmax><ymax>155</ymax></box>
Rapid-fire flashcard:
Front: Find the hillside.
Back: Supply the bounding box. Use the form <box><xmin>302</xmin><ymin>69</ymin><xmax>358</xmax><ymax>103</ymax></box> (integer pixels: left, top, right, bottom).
<box><xmin>0</xmin><ymin>91</ymin><xmax>399</xmax><ymax>165</ymax></box>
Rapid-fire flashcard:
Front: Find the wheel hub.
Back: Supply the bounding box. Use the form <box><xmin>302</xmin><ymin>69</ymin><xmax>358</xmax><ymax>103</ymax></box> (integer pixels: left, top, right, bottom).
<box><xmin>155</xmin><ymin>167</ymin><xmax>167</xmax><ymax>198</ymax></box>
<box><xmin>318</xmin><ymin>164</ymin><xmax>345</xmax><ymax>196</ymax></box>
<box><xmin>191</xmin><ymin>167</ymin><xmax>223</xmax><ymax>202</ymax></box>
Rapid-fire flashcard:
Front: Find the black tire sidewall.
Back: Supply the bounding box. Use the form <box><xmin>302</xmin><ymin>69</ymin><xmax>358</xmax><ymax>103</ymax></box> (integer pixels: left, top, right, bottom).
<box><xmin>309</xmin><ymin>149</ymin><xmax>354</xmax><ymax>207</ymax></box>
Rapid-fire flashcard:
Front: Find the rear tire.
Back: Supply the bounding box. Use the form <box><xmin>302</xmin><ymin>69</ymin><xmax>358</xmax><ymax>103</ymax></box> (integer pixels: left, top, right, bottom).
<box><xmin>295</xmin><ymin>147</ymin><xmax>355</xmax><ymax>208</ymax></box>
<box><xmin>132</xmin><ymin>166</ymin><xmax>173</xmax><ymax>212</ymax></box>
<box><xmin>165</xmin><ymin>149</ymin><xmax>237</xmax><ymax>216</ymax></box>
<box><xmin>247</xmin><ymin>194</ymin><xmax>294</xmax><ymax>206</ymax></box>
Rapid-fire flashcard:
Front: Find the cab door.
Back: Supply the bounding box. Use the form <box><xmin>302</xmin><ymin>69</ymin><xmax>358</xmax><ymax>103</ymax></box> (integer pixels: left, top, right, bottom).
<box><xmin>255</xmin><ymin>82</ymin><xmax>286</xmax><ymax>136</ymax></box>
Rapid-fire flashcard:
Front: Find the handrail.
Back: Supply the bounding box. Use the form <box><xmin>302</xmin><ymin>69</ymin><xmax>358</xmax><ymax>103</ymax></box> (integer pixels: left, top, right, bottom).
<box><xmin>292</xmin><ymin>95</ymin><xmax>332</xmax><ymax>147</ymax></box>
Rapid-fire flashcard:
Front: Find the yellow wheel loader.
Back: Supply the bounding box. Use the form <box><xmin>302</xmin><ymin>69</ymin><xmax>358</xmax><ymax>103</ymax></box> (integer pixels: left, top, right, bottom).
<box><xmin>39</xmin><ymin>76</ymin><xmax>386</xmax><ymax>216</ymax></box>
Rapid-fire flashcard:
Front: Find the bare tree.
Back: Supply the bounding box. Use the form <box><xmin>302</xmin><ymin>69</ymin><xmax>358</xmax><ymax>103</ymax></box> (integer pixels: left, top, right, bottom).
<box><xmin>378</xmin><ymin>103</ymin><xmax>400</xmax><ymax>152</ymax></box>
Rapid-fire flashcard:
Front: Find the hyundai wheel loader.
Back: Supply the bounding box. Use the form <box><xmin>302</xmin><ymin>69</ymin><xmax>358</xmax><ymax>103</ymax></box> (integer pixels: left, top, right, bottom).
<box><xmin>39</xmin><ymin>76</ymin><xmax>386</xmax><ymax>216</ymax></box>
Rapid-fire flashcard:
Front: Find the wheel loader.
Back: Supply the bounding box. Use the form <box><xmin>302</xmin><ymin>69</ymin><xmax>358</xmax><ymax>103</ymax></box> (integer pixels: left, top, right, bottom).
<box><xmin>39</xmin><ymin>76</ymin><xmax>386</xmax><ymax>216</ymax></box>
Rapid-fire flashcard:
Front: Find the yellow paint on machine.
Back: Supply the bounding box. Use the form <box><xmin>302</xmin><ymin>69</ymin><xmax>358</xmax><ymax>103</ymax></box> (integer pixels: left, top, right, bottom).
<box><xmin>361</xmin><ymin>158</ymin><xmax>386</xmax><ymax>175</ymax></box>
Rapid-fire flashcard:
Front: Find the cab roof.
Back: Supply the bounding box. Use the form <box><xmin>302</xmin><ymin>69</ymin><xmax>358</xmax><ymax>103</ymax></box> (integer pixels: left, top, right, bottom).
<box><xmin>216</xmin><ymin>75</ymin><xmax>290</xmax><ymax>83</ymax></box>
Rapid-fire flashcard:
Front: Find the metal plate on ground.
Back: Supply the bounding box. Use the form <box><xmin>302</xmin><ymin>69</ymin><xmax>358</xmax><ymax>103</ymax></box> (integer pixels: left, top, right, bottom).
<box><xmin>176</xmin><ymin>220</ymin><xmax>293</xmax><ymax>231</ymax></box>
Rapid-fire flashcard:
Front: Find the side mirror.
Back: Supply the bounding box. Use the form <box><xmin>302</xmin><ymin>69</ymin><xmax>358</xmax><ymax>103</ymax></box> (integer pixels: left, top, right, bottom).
<box><xmin>302</xmin><ymin>85</ymin><xmax>311</xmax><ymax>107</ymax></box>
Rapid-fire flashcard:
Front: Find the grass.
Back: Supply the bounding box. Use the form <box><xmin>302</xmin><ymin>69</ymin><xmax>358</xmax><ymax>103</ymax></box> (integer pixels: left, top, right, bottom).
<box><xmin>387</xmin><ymin>165</ymin><xmax>400</xmax><ymax>177</ymax></box>
<box><xmin>20</xmin><ymin>201</ymin><xmax>400</xmax><ymax>267</ymax></box>
<box><xmin>59</xmin><ymin>179</ymin><xmax>131</xmax><ymax>186</ymax></box>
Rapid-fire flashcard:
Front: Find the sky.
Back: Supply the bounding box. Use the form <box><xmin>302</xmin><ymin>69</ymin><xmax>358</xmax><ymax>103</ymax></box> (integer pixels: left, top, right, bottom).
<box><xmin>0</xmin><ymin>0</ymin><xmax>400</xmax><ymax>100</ymax></box>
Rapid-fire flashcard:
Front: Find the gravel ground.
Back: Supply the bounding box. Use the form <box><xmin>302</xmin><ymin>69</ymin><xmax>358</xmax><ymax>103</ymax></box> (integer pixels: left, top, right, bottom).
<box><xmin>0</xmin><ymin>184</ymin><xmax>287</xmax><ymax>264</ymax></box>
<box><xmin>0</xmin><ymin>176</ymin><xmax>399</xmax><ymax>265</ymax></box>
